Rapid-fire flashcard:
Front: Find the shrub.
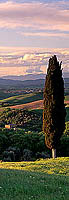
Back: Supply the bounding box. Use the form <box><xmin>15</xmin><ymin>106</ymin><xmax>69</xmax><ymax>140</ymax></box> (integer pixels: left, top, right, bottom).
<box><xmin>23</xmin><ymin>149</ymin><xmax>33</xmax><ymax>161</ymax></box>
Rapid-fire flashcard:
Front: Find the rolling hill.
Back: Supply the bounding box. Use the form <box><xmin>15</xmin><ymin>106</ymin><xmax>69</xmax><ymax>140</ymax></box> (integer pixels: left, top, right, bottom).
<box><xmin>0</xmin><ymin>78</ymin><xmax>45</xmax><ymax>89</ymax></box>
<box><xmin>0</xmin><ymin>77</ymin><xmax>69</xmax><ymax>91</ymax></box>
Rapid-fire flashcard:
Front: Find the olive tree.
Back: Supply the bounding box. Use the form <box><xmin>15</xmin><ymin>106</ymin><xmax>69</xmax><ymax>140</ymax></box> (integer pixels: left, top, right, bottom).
<box><xmin>43</xmin><ymin>55</ymin><xmax>66</xmax><ymax>158</ymax></box>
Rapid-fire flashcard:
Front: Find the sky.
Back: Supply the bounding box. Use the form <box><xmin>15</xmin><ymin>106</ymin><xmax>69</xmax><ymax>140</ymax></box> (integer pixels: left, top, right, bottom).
<box><xmin>0</xmin><ymin>0</ymin><xmax>69</xmax><ymax>77</ymax></box>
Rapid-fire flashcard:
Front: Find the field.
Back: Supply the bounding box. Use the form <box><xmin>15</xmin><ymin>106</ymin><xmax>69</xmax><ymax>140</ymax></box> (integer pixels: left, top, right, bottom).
<box><xmin>0</xmin><ymin>92</ymin><xmax>43</xmax><ymax>107</ymax></box>
<box><xmin>0</xmin><ymin>91</ymin><xmax>69</xmax><ymax>108</ymax></box>
<box><xmin>65</xmin><ymin>95</ymin><xmax>69</xmax><ymax>101</ymax></box>
<box><xmin>0</xmin><ymin>157</ymin><xmax>69</xmax><ymax>200</ymax></box>
<box><xmin>10</xmin><ymin>100</ymin><xmax>43</xmax><ymax>110</ymax></box>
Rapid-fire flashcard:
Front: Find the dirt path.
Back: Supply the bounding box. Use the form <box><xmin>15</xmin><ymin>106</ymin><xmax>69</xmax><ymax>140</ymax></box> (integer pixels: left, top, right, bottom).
<box><xmin>10</xmin><ymin>100</ymin><xmax>69</xmax><ymax>110</ymax></box>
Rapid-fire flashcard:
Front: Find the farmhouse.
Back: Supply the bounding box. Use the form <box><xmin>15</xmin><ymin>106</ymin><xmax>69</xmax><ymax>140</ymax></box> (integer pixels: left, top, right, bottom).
<box><xmin>5</xmin><ymin>124</ymin><xmax>15</xmax><ymax>129</ymax></box>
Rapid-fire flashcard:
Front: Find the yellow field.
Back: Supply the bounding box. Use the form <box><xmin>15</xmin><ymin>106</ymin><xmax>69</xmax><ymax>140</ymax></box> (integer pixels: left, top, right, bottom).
<box><xmin>0</xmin><ymin>157</ymin><xmax>69</xmax><ymax>176</ymax></box>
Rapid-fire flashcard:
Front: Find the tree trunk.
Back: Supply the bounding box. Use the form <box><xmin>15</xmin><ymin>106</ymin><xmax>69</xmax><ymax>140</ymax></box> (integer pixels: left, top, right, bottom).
<box><xmin>52</xmin><ymin>148</ymin><xmax>56</xmax><ymax>158</ymax></box>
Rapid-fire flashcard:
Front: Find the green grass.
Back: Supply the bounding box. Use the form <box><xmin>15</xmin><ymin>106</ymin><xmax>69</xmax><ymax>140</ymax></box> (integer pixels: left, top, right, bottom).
<box><xmin>0</xmin><ymin>92</ymin><xmax>43</xmax><ymax>106</ymax></box>
<box><xmin>0</xmin><ymin>158</ymin><xmax>69</xmax><ymax>200</ymax></box>
<box><xmin>0</xmin><ymin>90</ymin><xmax>18</xmax><ymax>100</ymax></box>
<box><xmin>0</xmin><ymin>93</ymin><xmax>68</xmax><ymax>108</ymax></box>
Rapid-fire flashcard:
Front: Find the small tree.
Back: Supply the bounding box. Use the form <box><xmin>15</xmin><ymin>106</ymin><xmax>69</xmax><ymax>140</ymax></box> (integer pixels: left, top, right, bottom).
<box><xmin>43</xmin><ymin>55</ymin><xmax>66</xmax><ymax>158</ymax></box>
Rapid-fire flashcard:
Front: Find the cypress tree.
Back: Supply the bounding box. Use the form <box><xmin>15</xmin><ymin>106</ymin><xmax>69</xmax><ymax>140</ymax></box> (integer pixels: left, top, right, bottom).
<box><xmin>43</xmin><ymin>55</ymin><xmax>66</xmax><ymax>158</ymax></box>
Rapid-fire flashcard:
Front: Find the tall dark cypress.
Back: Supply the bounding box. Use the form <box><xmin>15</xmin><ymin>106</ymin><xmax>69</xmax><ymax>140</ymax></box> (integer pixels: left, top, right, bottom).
<box><xmin>43</xmin><ymin>55</ymin><xmax>66</xmax><ymax>158</ymax></box>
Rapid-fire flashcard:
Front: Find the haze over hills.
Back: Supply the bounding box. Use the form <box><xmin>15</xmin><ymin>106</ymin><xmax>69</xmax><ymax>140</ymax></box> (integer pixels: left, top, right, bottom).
<box><xmin>0</xmin><ymin>77</ymin><xmax>45</xmax><ymax>89</ymax></box>
<box><xmin>0</xmin><ymin>76</ymin><xmax>69</xmax><ymax>91</ymax></box>
<box><xmin>2</xmin><ymin>74</ymin><xmax>46</xmax><ymax>81</ymax></box>
<box><xmin>1</xmin><ymin>72</ymin><xmax>69</xmax><ymax>81</ymax></box>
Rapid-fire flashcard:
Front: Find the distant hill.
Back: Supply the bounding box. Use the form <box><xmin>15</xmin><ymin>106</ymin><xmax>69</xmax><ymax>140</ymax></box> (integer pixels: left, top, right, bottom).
<box><xmin>2</xmin><ymin>73</ymin><xmax>46</xmax><ymax>81</ymax></box>
<box><xmin>0</xmin><ymin>77</ymin><xmax>69</xmax><ymax>90</ymax></box>
<box><xmin>2</xmin><ymin>71</ymin><xmax>69</xmax><ymax>81</ymax></box>
<box><xmin>64</xmin><ymin>78</ymin><xmax>69</xmax><ymax>95</ymax></box>
<box><xmin>64</xmin><ymin>78</ymin><xmax>69</xmax><ymax>84</ymax></box>
<box><xmin>0</xmin><ymin>78</ymin><xmax>45</xmax><ymax>89</ymax></box>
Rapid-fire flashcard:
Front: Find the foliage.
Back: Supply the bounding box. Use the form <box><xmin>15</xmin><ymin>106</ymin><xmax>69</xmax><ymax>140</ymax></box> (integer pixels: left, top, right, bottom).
<box><xmin>0</xmin><ymin>158</ymin><xmax>69</xmax><ymax>200</ymax></box>
<box><xmin>0</xmin><ymin>108</ymin><xmax>42</xmax><ymax>131</ymax></box>
<box><xmin>0</xmin><ymin>123</ymin><xmax>69</xmax><ymax>161</ymax></box>
<box><xmin>58</xmin><ymin>122</ymin><xmax>69</xmax><ymax>157</ymax></box>
<box><xmin>64</xmin><ymin>121</ymin><xmax>69</xmax><ymax>136</ymax></box>
<box><xmin>3</xmin><ymin>147</ymin><xmax>21</xmax><ymax>162</ymax></box>
<box><xmin>23</xmin><ymin>149</ymin><xmax>33</xmax><ymax>161</ymax></box>
<box><xmin>0</xmin><ymin>128</ymin><xmax>48</xmax><ymax>161</ymax></box>
<box><xmin>66</xmin><ymin>107</ymin><xmax>69</xmax><ymax>122</ymax></box>
<box><xmin>43</xmin><ymin>55</ymin><xmax>66</xmax><ymax>149</ymax></box>
<box><xmin>0</xmin><ymin>106</ymin><xmax>68</xmax><ymax>132</ymax></box>
<box><xmin>33</xmin><ymin>107</ymin><xmax>68</xmax><ymax>122</ymax></box>
<box><xmin>32</xmin><ymin>109</ymin><xmax>43</xmax><ymax>115</ymax></box>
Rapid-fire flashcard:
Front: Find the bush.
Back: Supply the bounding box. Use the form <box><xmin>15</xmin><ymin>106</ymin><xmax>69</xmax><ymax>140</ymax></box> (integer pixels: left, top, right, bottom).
<box><xmin>23</xmin><ymin>149</ymin><xmax>33</xmax><ymax>161</ymax></box>
<box><xmin>2</xmin><ymin>147</ymin><xmax>21</xmax><ymax>162</ymax></box>
<box><xmin>59</xmin><ymin>136</ymin><xmax>69</xmax><ymax>157</ymax></box>
<box><xmin>0</xmin><ymin>125</ymin><xmax>69</xmax><ymax>161</ymax></box>
<box><xmin>0</xmin><ymin>129</ymin><xmax>47</xmax><ymax>161</ymax></box>
<box><xmin>35</xmin><ymin>151</ymin><xmax>50</xmax><ymax>159</ymax></box>
<box><xmin>57</xmin><ymin>125</ymin><xmax>69</xmax><ymax>157</ymax></box>
<box><xmin>3</xmin><ymin>150</ymin><xmax>15</xmax><ymax>162</ymax></box>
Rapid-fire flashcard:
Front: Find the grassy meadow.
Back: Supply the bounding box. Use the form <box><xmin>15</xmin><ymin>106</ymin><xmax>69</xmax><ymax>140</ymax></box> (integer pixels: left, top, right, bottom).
<box><xmin>0</xmin><ymin>92</ymin><xmax>43</xmax><ymax>106</ymax></box>
<box><xmin>0</xmin><ymin>157</ymin><xmax>69</xmax><ymax>200</ymax></box>
<box><xmin>0</xmin><ymin>92</ymin><xmax>69</xmax><ymax>108</ymax></box>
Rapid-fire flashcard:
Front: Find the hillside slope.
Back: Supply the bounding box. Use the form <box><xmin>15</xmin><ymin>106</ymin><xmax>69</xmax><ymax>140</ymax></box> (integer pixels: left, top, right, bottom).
<box><xmin>10</xmin><ymin>99</ymin><xmax>69</xmax><ymax>109</ymax></box>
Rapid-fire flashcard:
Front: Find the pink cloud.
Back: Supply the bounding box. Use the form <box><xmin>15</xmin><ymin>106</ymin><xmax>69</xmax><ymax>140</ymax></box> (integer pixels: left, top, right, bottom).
<box><xmin>0</xmin><ymin>1</ymin><xmax>69</xmax><ymax>33</ymax></box>
<box><xmin>19</xmin><ymin>31</ymin><xmax>69</xmax><ymax>38</ymax></box>
<box><xmin>0</xmin><ymin>47</ymin><xmax>69</xmax><ymax>77</ymax></box>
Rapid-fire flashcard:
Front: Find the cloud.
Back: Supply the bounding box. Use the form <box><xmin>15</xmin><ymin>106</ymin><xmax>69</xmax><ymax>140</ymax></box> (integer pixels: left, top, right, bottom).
<box><xmin>0</xmin><ymin>66</ymin><xmax>28</xmax><ymax>76</ymax></box>
<box><xmin>0</xmin><ymin>47</ymin><xmax>69</xmax><ymax>77</ymax></box>
<box><xmin>23</xmin><ymin>54</ymin><xmax>35</xmax><ymax>61</ymax></box>
<box><xmin>19</xmin><ymin>31</ymin><xmax>69</xmax><ymax>38</ymax></box>
<box><xmin>0</xmin><ymin>0</ymin><xmax>69</xmax><ymax>35</ymax></box>
<box><xmin>26</xmin><ymin>66</ymin><xmax>42</xmax><ymax>73</ymax></box>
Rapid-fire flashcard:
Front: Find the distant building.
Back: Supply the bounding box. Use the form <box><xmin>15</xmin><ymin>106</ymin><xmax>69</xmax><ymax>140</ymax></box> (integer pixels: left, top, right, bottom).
<box><xmin>5</xmin><ymin>124</ymin><xmax>15</xmax><ymax>129</ymax></box>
